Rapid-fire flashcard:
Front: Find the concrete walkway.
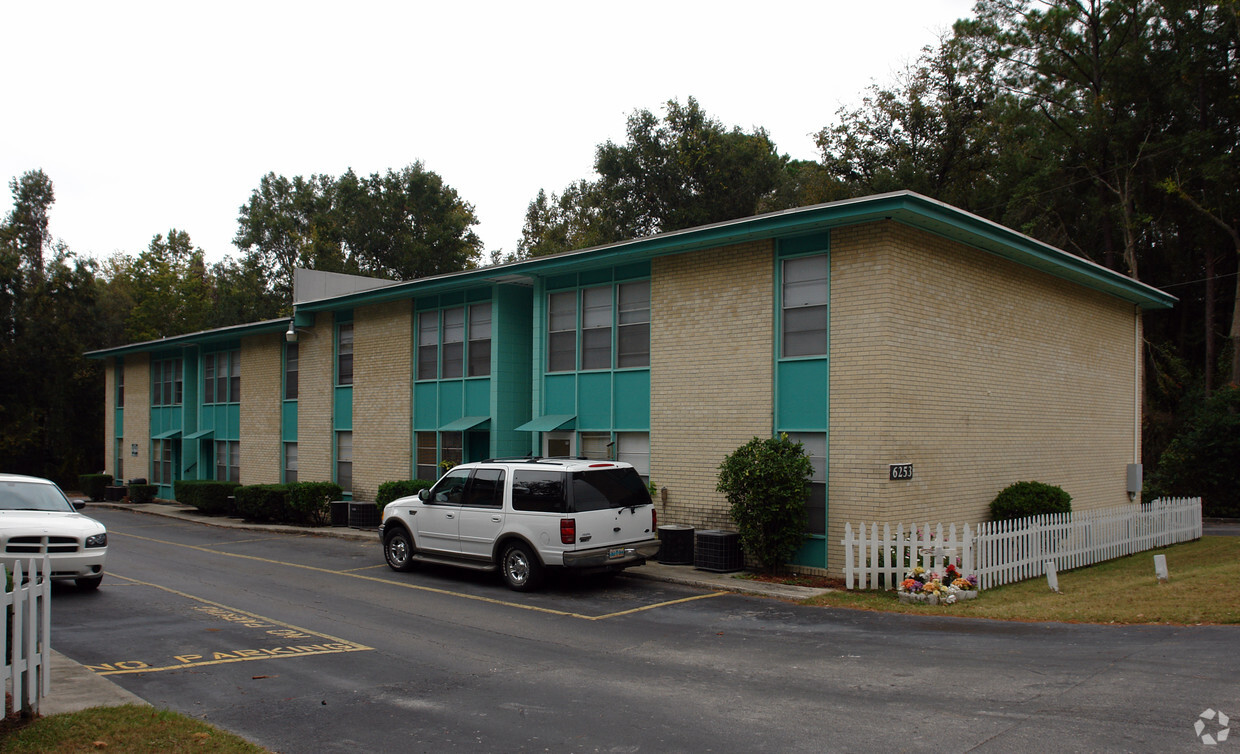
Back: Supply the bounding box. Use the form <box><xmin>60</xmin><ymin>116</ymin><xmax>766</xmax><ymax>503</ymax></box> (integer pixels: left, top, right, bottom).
<box><xmin>34</xmin><ymin>501</ymin><xmax>829</xmax><ymax>717</ymax></box>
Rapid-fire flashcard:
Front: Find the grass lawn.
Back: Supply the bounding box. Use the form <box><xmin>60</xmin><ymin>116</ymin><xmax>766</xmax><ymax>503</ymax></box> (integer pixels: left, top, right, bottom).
<box><xmin>802</xmin><ymin>535</ymin><xmax>1240</xmax><ymax>624</ymax></box>
<box><xmin>0</xmin><ymin>705</ymin><xmax>268</xmax><ymax>753</ymax></box>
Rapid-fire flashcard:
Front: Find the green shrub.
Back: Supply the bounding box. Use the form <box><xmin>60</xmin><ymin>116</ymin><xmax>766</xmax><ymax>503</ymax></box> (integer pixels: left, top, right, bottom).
<box><xmin>128</xmin><ymin>484</ymin><xmax>157</xmax><ymax>504</ymax></box>
<box><xmin>716</xmin><ymin>434</ymin><xmax>812</xmax><ymax>572</ymax></box>
<box><xmin>376</xmin><ymin>479</ymin><xmax>433</xmax><ymax>508</ymax></box>
<box><xmin>989</xmin><ymin>481</ymin><xmax>1072</xmax><ymax>521</ymax></box>
<box><xmin>1145</xmin><ymin>385</ymin><xmax>1240</xmax><ymax>517</ymax></box>
<box><xmin>174</xmin><ymin>480</ymin><xmax>241</xmax><ymax>516</ymax></box>
<box><xmin>234</xmin><ymin>484</ymin><xmax>292</xmax><ymax>523</ymax></box>
<box><xmin>78</xmin><ymin>474</ymin><xmax>113</xmax><ymax>501</ymax></box>
<box><xmin>286</xmin><ymin>481</ymin><xmax>342</xmax><ymax>526</ymax></box>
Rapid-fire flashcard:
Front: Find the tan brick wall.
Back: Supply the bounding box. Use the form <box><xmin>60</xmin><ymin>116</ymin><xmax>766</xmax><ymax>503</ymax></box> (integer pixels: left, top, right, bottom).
<box><xmin>121</xmin><ymin>354</ymin><xmax>150</xmax><ymax>483</ymax></box>
<box><xmin>353</xmin><ymin>301</ymin><xmax>413</xmax><ymax>501</ymax></box>
<box><xmin>298</xmin><ymin>312</ymin><xmax>335</xmax><ymax>483</ymax></box>
<box><xmin>650</xmin><ymin>241</ymin><xmax>775</xmax><ymax>530</ymax></box>
<box><xmin>239</xmin><ymin>333</ymin><xmax>283</xmax><ymax>485</ymax></box>
<box><xmin>826</xmin><ymin>222</ymin><xmax>1141</xmax><ymax>568</ymax></box>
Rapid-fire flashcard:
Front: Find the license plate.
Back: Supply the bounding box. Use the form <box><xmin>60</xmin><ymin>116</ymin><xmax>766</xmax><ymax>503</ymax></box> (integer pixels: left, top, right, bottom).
<box><xmin>608</xmin><ymin>548</ymin><xmax>626</xmax><ymax>560</ymax></box>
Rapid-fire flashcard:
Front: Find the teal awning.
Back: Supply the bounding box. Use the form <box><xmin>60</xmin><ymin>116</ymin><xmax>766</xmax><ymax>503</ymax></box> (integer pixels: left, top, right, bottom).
<box><xmin>184</xmin><ymin>428</ymin><xmax>215</xmax><ymax>440</ymax></box>
<box><xmin>439</xmin><ymin>415</ymin><xmax>491</xmax><ymax>431</ymax></box>
<box><xmin>514</xmin><ymin>414</ymin><xmax>576</xmax><ymax>432</ymax></box>
<box><xmin>151</xmin><ymin>428</ymin><xmax>181</xmax><ymax>440</ymax></box>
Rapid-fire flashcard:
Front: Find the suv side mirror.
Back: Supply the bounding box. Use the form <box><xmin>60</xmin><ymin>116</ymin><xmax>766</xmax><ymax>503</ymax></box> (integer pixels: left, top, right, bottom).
<box><xmin>71</xmin><ymin>499</ymin><xmax>87</xmax><ymax>511</ymax></box>
<box><xmin>418</xmin><ymin>488</ymin><xmax>430</xmax><ymax>502</ymax></box>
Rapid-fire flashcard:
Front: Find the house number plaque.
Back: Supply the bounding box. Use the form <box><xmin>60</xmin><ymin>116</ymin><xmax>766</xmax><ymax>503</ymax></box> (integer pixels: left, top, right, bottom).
<box><xmin>889</xmin><ymin>463</ymin><xmax>913</xmax><ymax>480</ymax></box>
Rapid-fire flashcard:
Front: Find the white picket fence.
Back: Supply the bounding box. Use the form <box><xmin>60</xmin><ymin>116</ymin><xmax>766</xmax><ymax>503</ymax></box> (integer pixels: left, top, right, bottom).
<box><xmin>2</xmin><ymin>556</ymin><xmax>52</xmax><ymax>717</ymax></box>
<box><xmin>842</xmin><ymin>497</ymin><xmax>1202</xmax><ymax>590</ymax></box>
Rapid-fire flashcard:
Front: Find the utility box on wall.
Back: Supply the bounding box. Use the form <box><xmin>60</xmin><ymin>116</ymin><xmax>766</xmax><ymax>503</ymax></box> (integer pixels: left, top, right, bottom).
<box><xmin>1127</xmin><ymin>463</ymin><xmax>1143</xmax><ymax>499</ymax></box>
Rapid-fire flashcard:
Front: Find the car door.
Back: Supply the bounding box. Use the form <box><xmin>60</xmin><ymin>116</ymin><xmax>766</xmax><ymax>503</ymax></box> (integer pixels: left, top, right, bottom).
<box><xmin>415</xmin><ymin>468</ymin><xmax>468</xmax><ymax>553</ymax></box>
<box><xmin>457</xmin><ymin>467</ymin><xmax>506</xmax><ymax>558</ymax></box>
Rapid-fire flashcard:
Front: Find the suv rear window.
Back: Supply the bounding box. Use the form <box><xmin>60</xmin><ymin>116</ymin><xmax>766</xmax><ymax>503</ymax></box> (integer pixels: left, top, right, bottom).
<box><xmin>511</xmin><ymin>470</ymin><xmax>567</xmax><ymax>513</ymax></box>
<box><xmin>570</xmin><ymin>468</ymin><xmax>651</xmax><ymax>512</ymax></box>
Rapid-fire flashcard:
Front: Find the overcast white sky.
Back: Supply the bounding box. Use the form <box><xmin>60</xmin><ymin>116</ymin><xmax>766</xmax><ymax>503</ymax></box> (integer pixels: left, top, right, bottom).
<box><xmin>1</xmin><ymin>1</ymin><xmax>975</xmax><ymax>265</ymax></box>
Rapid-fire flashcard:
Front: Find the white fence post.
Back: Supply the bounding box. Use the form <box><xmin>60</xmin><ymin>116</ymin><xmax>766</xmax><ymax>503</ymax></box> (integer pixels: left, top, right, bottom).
<box><xmin>840</xmin><ymin>497</ymin><xmax>1202</xmax><ymax>591</ymax></box>
<box><xmin>3</xmin><ymin>555</ymin><xmax>51</xmax><ymax>718</ymax></box>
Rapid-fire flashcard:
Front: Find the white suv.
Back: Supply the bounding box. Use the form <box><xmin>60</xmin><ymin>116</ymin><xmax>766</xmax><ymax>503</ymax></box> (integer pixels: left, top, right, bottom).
<box><xmin>379</xmin><ymin>458</ymin><xmax>660</xmax><ymax>591</ymax></box>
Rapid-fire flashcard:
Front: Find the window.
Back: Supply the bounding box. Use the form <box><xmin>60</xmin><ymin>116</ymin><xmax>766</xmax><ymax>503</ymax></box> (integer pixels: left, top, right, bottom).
<box><xmin>215</xmin><ymin>440</ymin><xmax>240</xmax><ymax>483</ymax></box>
<box><xmin>580</xmin><ymin>432</ymin><xmax>612</xmax><ymax>460</ymax></box>
<box><xmin>204</xmin><ymin>351</ymin><xmax>240</xmax><ymax>403</ymax></box>
<box><xmin>284</xmin><ymin>442</ymin><xmax>298</xmax><ymax>483</ymax></box>
<box><xmin>416</xmin><ymin>432</ymin><xmax>438</xmax><ymax>481</ymax></box>
<box><xmin>581</xmin><ymin>286</ymin><xmax>612</xmax><ymax>370</ymax></box>
<box><xmin>337</xmin><ymin>323</ymin><xmax>354</xmax><ymax>385</ymax></box>
<box><xmin>789</xmin><ymin>432</ymin><xmax>826</xmax><ymax>535</ymax></box>
<box><xmin>336</xmin><ymin>431</ymin><xmax>352</xmax><ymax>493</ymax></box>
<box><xmin>441</xmin><ymin>431</ymin><xmax>462</xmax><ymax>470</ymax></box>
<box><xmin>116</xmin><ymin>364</ymin><xmax>124</xmax><ymax>408</ymax></box>
<box><xmin>512</xmin><ymin>469</ymin><xmax>567</xmax><ymax>513</ymax></box>
<box><xmin>463</xmin><ymin>468</ymin><xmax>505</xmax><ymax>508</ymax></box>
<box><xmin>547</xmin><ymin>282</ymin><xmax>651</xmax><ymax>372</ymax></box>
<box><xmin>547</xmin><ymin>291</ymin><xmax>577</xmax><ymax>372</ymax></box>
<box><xmin>617</xmin><ymin>432</ymin><xmax>650</xmax><ymax>481</ymax></box>
<box><xmin>617</xmin><ymin>281</ymin><xmax>650</xmax><ymax>368</ymax></box>
<box><xmin>468</xmin><ymin>303</ymin><xmax>492</xmax><ymax>377</ymax></box>
<box><xmin>284</xmin><ymin>343</ymin><xmax>299</xmax><ymax>400</ymax></box>
<box><xmin>428</xmin><ymin>468</ymin><xmax>469</xmax><ymax>504</ymax></box>
<box><xmin>115</xmin><ymin>439</ymin><xmax>123</xmax><ymax>482</ymax></box>
<box><xmin>152</xmin><ymin>359</ymin><xmax>183</xmax><ymax>406</ymax></box>
<box><xmin>152</xmin><ymin>439</ymin><xmax>173</xmax><ymax>485</ymax></box>
<box><xmin>441</xmin><ymin>307</ymin><xmax>464</xmax><ymax>378</ymax></box>
<box><xmin>782</xmin><ymin>255</ymin><xmax>828</xmax><ymax>357</ymax></box>
<box><xmin>417</xmin><ymin>313</ymin><xmax>439</xmax><ymax>380</ymax></box>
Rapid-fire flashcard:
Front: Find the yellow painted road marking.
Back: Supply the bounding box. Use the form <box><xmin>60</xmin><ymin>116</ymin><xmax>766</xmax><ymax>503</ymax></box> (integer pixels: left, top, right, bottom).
<box><xmin>205</xmin><ymin>536</ymin><xmax>305</xmax><ymax>547</ymax></box>
<box><xmin>112</xmin><ymin>530</ymin><xmax>726</xmax><ymax>620</ymax></box>
<box><xmin>91</xmin><ymin>572</ymin><xmax>372</xmax><ymax>675</ymax></box>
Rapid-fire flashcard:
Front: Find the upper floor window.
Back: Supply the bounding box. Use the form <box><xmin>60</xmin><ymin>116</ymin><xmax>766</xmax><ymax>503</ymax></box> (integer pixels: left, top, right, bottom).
<box><xmin>116</xmin><ymin>361</ymin><xmax>125</xmax><ymax>408</ymax></box>
<box><xmin>417</xmin><ymin>304</ymin><xmax>492</xmax><ymax>380</ymax></box>
<box><xmin>337</xmin><ymin>323</ymin><xmax>354</xmax><ymax>385</ymax></box>
<box><xmin>203</xmin><ymin>350</ymin><xmax>240</xmax><ymax>404</ymax></box>
<box><xmin>152</xmin><ymin>358</ymin><xmax>183</xmax><ymax>406</ymax></box>
<box><xmin>284</xmin><ymin>343</ymin><xmax>299</xmax><ymax>400</ymax></box>
<box><xmin>781</xmin><ymin>255</ymin><xmax>828</xmax><ymax>358</ymax></box>
<box><xmin>547</xmin><ymin>281</ymin><xmax>650</xmax><ymax>373</ymax></box>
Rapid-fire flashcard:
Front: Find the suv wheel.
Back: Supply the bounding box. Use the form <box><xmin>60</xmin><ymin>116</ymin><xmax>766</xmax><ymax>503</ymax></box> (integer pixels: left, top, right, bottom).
<box><xmin>384</xmin><ymin>528</ymin><xmax>416</xmax><ymax>572</ymax></box>
<box><xmin>500</xmin><ymin>542</ymin><xmax>543</xmax><ymax>592</ymax></box>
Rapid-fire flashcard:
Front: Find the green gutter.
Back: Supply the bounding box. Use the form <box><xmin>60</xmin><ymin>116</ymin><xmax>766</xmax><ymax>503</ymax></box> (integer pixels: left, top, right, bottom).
<box><xmin>85</xmin><ymin>318</ymin><xmax>291</xmax><ymax>360</ymax></box>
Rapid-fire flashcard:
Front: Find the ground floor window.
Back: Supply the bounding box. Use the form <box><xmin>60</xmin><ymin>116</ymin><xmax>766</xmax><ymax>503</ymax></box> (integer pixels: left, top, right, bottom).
<box><xmin>152</xmin><ymin>439</ymin><xmax>174</xmax><ymax>485</ymax></box>
<box><xmin>440</xmin><ymin>431</ymin><xmax>462</xmax><ymax>470</ymax></box>
<box><xmin>617</xmin><ymin>432</ymin><xmax>650</xmax><ymax>481</ymax></box>
<box><xmin>787</xmin><ymin>432</ymin><xmax>826</xmax><ymax>535</ymax></box>
<box><xmin>284</xmin><ymin>442</ymin><xmax>298</xmax><ymax>483</ymax></box>
<box><xmin>336</xmin><ymin>432</ymin><xmax>352</xmax><ymax>493</ymax></box>
<box><xmin>580</xmin><ymin>432</ymin><xmax>611</xmax><ymax>460</ymax></box>
<box><xmin>416</xmin><ymin>432</ymin><xmax>438</xmax><ymax>481</ymax></box>
<box><xmin>215</xmin><ymin>440</ymin><xmax>240</xmax><ymax>483</ymax></box>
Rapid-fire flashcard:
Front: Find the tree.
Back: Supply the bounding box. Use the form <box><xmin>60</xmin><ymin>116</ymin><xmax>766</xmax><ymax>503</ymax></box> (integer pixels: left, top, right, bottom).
<box><xmin>518</xmin><ymin>98</ymin><xmax>786</xmax><ymax>258</ymax></box>
<box><xmin>234</xmin><ymin>165</ymin><xmax>482</xmax><ymax>300</ymax></box>
<box><xmin>1</xmin><ymin>170</ymin><xmax>54</xmax><ymax>273</ymax></box>
<box><xmin>716</xmin><ymin>434</ymin><xmax>813</xmax><ymax>572</ymax></box>
<box><xmin>109</xmin><ymin>230</ymin><xmax>214</xmax><ymax>342</ymax></box>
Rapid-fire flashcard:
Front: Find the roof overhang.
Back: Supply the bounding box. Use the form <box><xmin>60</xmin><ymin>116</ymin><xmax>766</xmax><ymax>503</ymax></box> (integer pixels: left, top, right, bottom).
<box><xmin>85</xmin><ymin>319</ymin><xmax>291</xmax><ymax>360</ymax></box>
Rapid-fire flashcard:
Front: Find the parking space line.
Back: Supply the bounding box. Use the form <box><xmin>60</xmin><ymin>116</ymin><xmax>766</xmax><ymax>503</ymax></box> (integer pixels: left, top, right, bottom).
<box><xmin>92</xmin><ymin>573</ymin><xmax>372</xmax><ymax>675</ymax></box>
<box><xmin>205</xmin><ymin>536</ymin><xmax>306</xmax><ymax>547</ymax></box>
<box><xmin>112</xmin><ymin>530</ymin><xmax>727</xmax><ymax>620</ymax></box>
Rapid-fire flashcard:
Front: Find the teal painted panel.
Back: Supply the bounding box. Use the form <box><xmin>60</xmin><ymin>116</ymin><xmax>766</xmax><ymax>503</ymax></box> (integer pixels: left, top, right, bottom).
<box><xmin>777</xmin><ymin>358</ymin><xmax>828</xmax><ymax>431</ymax></box>
<box><xmin>791</xmin><ymin>536</ymin><xmax>827</xmax><ymax>569</ymax></box>
<box><xmin>546</xmin><ymin>273</ymin><xmax>577</xmax><ymax>290</ymax></box>
<box><xmin>579</xmin><ymin>268</ymin><xmax>611</xmax><ymax>286</ymax></box>
<box><xmin>613</xmin><ymin>261</ymin><xmax>650</xmax><ymax>281</ymax></box>
<box><xmin>613</xmin><ymin>370</ymin><xmax>650</xmax><ymax>430</ymax></box>
<box><xmin>114</xmin><ymin>408</ymin><xmax>123</xmax><ymax>437</ymax></box>
<box><xmin>200</xmin><ymin>404</ymin><xmax>240</xmax><ymax>440</ymax></box>
<box><xmin>779</xmin><ymin>233</ymin><xmax>830</xmax><ymax>257</ymax></box>
<box><xmin>334</xmin><ymin>386</ymin><xmax>352</xmax><ymax>430</ymax></box>
<box><xmin>413</xmin><ymin>382</ymin><xmax>439</xmax><ymax>430</ymax></box>
<box><xmin>282</xmin><ymin>401</ymin><xmax>297</xmax><ymax>442</ymax></box>
<box><xmin>464</xmin><ymin>378</ymin><xmax>490</xmax><ymax>416</ymax></box>
<box><xmin>544</xmin><ymin>374</ymin><xmax>576</xmax><ymax>415</ymax></box>
<box><xmin>577</xmin><ymin>372</ymin><xmax>612</xmax><ymax>429</ymax></box>
<box><xmin>439</xmin><ymin>380</ymin><xmax>464</xmax><ymax>423</ymax></box>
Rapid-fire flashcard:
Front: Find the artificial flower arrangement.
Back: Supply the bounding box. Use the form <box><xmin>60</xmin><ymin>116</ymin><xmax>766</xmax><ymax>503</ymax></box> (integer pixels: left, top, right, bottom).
<box><xmin>898</xmin><ymin>564</ymin><xmax>979</xmax><ymax>605</ymax></box>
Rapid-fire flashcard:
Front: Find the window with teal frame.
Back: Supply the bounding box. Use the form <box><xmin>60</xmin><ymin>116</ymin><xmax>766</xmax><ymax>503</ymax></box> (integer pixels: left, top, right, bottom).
<box><xmin>781</xmin><ymin>255</ymin><xmax>828</xmax><ymax>358</ymax></box>
<box><xmin>546</xmin><ymin>280</ymin><xmax>649</xmax><ymax>372</ymax></box>
<box><xmin>416</xmin><ymin>303</ymin><xmax>492</xmax><ymax>380</ymax></box>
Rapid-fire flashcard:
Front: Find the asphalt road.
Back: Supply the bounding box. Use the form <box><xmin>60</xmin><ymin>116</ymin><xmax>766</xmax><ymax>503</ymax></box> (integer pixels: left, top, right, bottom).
<box><xmin>50</xmin><ymin>508</ymin><xmax>1240</xmax><ymax>753</ymax></box>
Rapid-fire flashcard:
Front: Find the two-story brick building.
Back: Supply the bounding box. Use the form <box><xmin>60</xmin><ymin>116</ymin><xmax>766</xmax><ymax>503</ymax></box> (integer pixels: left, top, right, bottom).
<box><xmin>86</xmin><ymin>191</ymin><xmax>1176</xmax><ymax>572</ymax></box>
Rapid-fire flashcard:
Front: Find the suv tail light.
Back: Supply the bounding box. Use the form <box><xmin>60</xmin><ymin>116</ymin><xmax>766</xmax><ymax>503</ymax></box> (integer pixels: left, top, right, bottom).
<box><xmin>651</xmin><ymin>508</ymin><xmax>657</xmax><ymax>530</ymax></box>
<box><xmin>560</xmin><ymin>518</ymin><xmax>576</xmax><ymax>545</ymax></box>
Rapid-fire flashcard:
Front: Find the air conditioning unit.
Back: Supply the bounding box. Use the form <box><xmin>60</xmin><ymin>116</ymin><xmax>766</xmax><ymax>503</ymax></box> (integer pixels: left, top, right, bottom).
<box><xmin>348</xmin><ymin>501</ymin><xmax>380</xmax><ymax>529</ymax></box>
<box><xmin>657</xmin><ymin>525</ymin><xmax>695</xmax><ymax>565</ymax></box>
<box><xmin>694</xmin><ymin>530</ymin><xmax>743</xmax><ymax>572</ymax></box>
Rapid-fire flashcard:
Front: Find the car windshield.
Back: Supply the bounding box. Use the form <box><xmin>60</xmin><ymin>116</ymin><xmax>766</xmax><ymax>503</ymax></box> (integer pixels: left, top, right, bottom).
<box><xmin>0</xmin><ymin>481</ymin><xmax>75</xmax><ymax>513</ymax></box>
<box><xmin>570</xmin><ymin>468</ymin><xmax>651</xmax><ymax>512</ymax></box>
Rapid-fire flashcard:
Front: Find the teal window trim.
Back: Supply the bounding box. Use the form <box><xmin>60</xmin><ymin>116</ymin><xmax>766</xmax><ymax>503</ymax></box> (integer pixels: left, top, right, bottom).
<box><xmin>544</xmin><ymin>277</ymin><xmax>651</xmax><ymax>374</ymax></box>
<box><xmin>415</xmin><ymin>296</ymin><xmax>494</xmax><ymax>382</ymax></box>
<box><xmin>202</xmin><ymin>348</ymin><xmax>241</xmax><ymax>405</ymax></box>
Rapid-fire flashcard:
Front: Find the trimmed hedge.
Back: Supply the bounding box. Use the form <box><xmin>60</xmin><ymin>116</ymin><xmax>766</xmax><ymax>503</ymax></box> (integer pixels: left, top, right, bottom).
<box><xmin>989</xmin><ymin>481</ymin><xmax>1072</xmax><ymax>521</ymax></box>
<box><xmin>78</xmin><ymin>474</ymin><xmax>113</xmax><ymax>501</ymax></box>
<box><xmin>174</xmin><ymin>480</ymin><xmax>241</xmax><ymax>516</ymax></box>
<box><xmin>375</xmin><ymin>479</ymin><xmax>433</xmax><ymax>508</ymax></box>
<box><xmin>128</xmin><ymin>484</ymin><xmax>157</xmax><ymax>504</ymax></box>
<box><xmin>286</xmin><ymin>482</ymin><xmax>341</xmax><ymax>526</ymax></box>
<box><xmin>234</xmin><ymin>484</ymin><xmax>292</xmax><ymax>523</ymax></box>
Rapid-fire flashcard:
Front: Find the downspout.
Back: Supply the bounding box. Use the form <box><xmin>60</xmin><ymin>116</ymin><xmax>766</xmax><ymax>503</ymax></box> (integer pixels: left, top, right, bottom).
<box><xmin>1134</xmin><ymin>306</ymin><xmax>1141</xmax><ymax>465</ymax></box>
